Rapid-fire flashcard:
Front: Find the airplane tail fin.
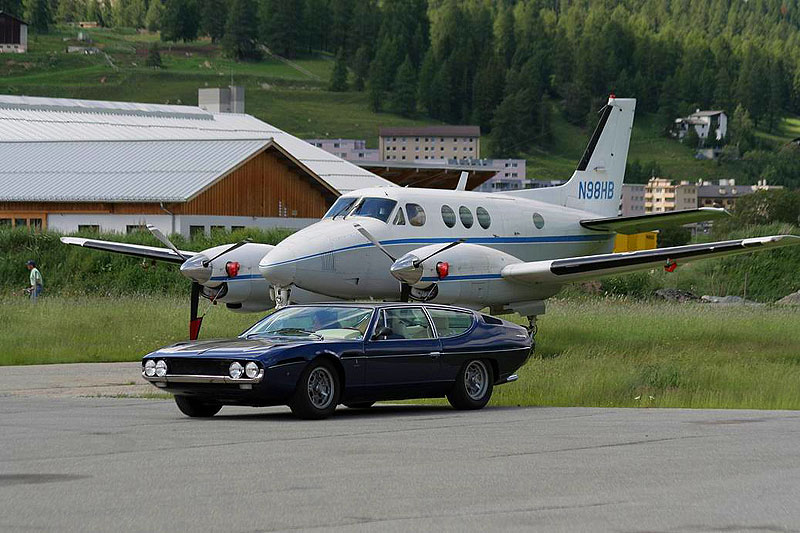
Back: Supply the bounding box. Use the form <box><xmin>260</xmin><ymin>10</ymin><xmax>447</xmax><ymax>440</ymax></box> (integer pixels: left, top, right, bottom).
<box><xmin>502</xmin><ymin>96</ymin><xmax>636</xmax><ymax>218</ymax></box>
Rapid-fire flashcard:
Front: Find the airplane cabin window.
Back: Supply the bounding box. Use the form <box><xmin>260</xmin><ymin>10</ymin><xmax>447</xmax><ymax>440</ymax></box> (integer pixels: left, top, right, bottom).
<box><xmin>324</xmin><ymin>197</ymin><xmax>358</xmax><ymax>219</ymax></box>
<box><xmin>476</xmin><ymin>207</ymin><xmax>491</xmax><ymax>229</ymax></box>
<box><xmin>350</xmin><ymin>198</ymin><xmax>398</xmax><ymax>223</ymax></box>
<box><xmin>406</xmin><ymin>203</ymin><xmax>426</xmax><ymax>226</ymax></box>
<box><xmin>459</xmin><ymin>206</ymin><xmax>473</xmax><ymax>228</ymax></box>
<box><xmin>441</xmin><ymin>205</ymin><xmax>456</xmax><ymax>228</ymax></box>
<box><xmin>393</xmin><ymin>207</ymin><xmax>406</xmax><ymax>225</ymax></box>
<box><xmin>532</xmin><ymin>212</ymin><xmax>545</xmax><ymax>229</ymax></box>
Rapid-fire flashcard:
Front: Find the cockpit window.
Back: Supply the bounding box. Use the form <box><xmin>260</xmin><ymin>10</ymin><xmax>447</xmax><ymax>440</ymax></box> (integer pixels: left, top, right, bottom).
<box><xmin>324</xmin><ymin>197</ymin><xmax>358</xmax><ymax>219</ymax></box>
<box><xmin>393</xmin><ymin>207</ymin><xmax>406</xmax><ymax>225</ymax></box>
<box><xmin>349</xmin><ymin>198</ymin><xmax>397</xmax><ymax>223</ymax></box>
<box><xmin>406</xmin><ymin>203</ymin><xmax>426</xmax><ymax>226</ymax></box>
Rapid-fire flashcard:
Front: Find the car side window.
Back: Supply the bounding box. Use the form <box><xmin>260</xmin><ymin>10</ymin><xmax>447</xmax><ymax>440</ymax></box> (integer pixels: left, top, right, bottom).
<box><xmin>376</xmin><ymin>308</ymin><xmax>433</xmax><ymax>340</ymax></box>
<box><xmin>427</xmin><ymin>308</ymin><xmax>474</xmax><ymax>337</ymax></box>
<box><xmin>406</xmin><ymin>203</ymin><xmax>426</xmax><ymax>226</ymax></box>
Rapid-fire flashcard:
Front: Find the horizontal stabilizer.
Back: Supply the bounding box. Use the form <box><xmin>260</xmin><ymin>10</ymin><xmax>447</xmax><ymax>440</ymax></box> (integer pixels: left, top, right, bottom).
<box><xmin>580</xmin><ymin>208</ymin><xmax>729</xmax><ymax>234</ymax></box>
<box><xmin>502</xmin><ymin>235</ymin><xmax>800</xmax><ymax>284</ymax></box>
<box><xmin>60</xmin><ymin>237</ymin><xmax>195</xmax><ymax>264</ymax></box>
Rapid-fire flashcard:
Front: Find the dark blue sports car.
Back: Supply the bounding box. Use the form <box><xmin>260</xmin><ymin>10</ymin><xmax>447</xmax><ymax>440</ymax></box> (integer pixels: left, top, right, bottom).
<box><xmin>142</xmin><ymin>303</ymin><xmax>532</xmax><ymax>419</ymax></box>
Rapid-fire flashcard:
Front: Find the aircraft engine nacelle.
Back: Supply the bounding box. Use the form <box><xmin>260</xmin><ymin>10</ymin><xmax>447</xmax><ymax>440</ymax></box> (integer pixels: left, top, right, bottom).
<box><xmin>392</xmin><ymin>243</ymin><xmax>521</xmax><ymax>290</ymax></box>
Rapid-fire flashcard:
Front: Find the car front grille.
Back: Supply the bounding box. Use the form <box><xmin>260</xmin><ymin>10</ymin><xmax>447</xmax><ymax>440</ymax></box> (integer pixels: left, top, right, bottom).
<box><xmin>165</xmin><ymin>358</ymin><xmax>232</xmax><ymax>376</ymax></box>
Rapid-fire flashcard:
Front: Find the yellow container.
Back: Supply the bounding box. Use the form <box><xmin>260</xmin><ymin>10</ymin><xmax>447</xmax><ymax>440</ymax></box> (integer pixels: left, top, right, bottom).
<box><xmin>613</xmin><ymin>231</ymin><xmax>657</xmax><ymax>252</ymax></box>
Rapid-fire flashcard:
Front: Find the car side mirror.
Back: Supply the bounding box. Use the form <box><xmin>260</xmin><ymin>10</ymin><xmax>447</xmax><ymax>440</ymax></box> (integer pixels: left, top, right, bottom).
<box><xmin>373</xmin><ymin>326</ymin><xmax>393</xmax><ymax>340</ymax></box>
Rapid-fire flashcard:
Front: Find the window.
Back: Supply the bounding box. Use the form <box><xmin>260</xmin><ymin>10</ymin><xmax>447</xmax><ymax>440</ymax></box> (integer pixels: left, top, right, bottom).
<box><xmin>30</xmin><ymin>219</ymin><xmax>42</xmax><ymax>231</ymax></box>
<box><xmin>333</xmin><ymin>142</ymin><xmax>340</xmax><ymax>148</ymax></box>
<box><xmin>393</xmin><ymin>208</ymin><xmax>406</xmax><ymax>225</ymax></box>
<box><xmin>231</xmin><ymin>226</ymin><xmax>245</xmax><ymax>232</ymax></box>
<box><xmin>476</xmin><ymin>207</ymin><xmax>491</xmax><ymax>229</ymax></box>
<box><xmin>324</xmin><ymin>196</ymin><xmax>358</xmax><ymax>219</ymax></box>
<box><xmin>377</xmin><ymin>308</ymin><xmax>433</xmax><ymax>340</ymax></box>
<box><xmin>0</xmin><ymin>219</ymin><xmax>10</xmax><ymax>227</ymax></box>
<box><xmin>14</xmin><ymin>218</ymin><xmax>26</xmax><ymax>227</ymax></box>
<box><xmin>211</xmin><ymin>225</ymin><xmax>226</xmax><ymax>235</ymax></box>
<box><xmin>189</xmin><ymin>225</ymin><xmax>205</xmax><ymax>238</ymax></box>
<box><xmin>459</xmin><ymin>206</ymin><xmax>473</xmax><ymax>228</ymax></box>
<box><xmin>532</xmin><ymin>213</ymin><xmax>545</xmax><ymax>229</ymax></box>
<box><xmin>428</xmin><ymin>308</ymin><xmax>474</xmax><ymax>337</ymax></box>
<box><xmin>441</xmin><ymin>205</ymin><xmax>456</xmax><ymax>228</ymax></box>
<box><xmin>78</xmin><ymin>224</ymin><xmax>99</xmax><ymax>233</ymax></box>
<box><xmin>350</xmin><ymin>198</ymin><xmax>397</xmax><ymax>223</ymax></box>
<box><xmin>406</xmin><ymin>203</ymin><xmax>426</xmax><ymax>226</ymax></box>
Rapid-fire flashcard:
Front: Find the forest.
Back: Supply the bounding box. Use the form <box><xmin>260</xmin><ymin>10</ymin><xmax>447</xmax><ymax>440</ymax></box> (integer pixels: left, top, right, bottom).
<box><xmin>4</xmin><ymin>0</ymin><xmax>800</xmax><ymax>188</ymax></box>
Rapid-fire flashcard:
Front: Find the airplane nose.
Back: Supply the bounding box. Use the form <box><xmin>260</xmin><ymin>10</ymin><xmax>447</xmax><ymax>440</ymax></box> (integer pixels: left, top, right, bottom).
<box><xmin>180</xmin><ymin>254</ymin><xmax>211</xmax><ymax>284</ymax></box>
<box><xmin>259</xmin><ymin>250</ymin><xmax>297</xmax><ymax>286</ymax></box>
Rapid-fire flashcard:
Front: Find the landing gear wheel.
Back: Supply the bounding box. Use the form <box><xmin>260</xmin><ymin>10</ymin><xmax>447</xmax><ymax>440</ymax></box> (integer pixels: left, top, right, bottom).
<box><xmin>290</xmin><ymin>360</ymin><xmax>340</xmax><ymax>419</ymax></box>
<box><xmin>446</xmin><ymin>359</ymin><xmax>494</xmax><ymax>410</ymax></box>
<box><xmin>174</xmin><ymin>395</ymin><xmax>222</xmax><ymax>418</ymax></box>
<box><xmin>344</xmin><ymin>401</ymin><xmax>375</xmax><ymax>409</ymax></box>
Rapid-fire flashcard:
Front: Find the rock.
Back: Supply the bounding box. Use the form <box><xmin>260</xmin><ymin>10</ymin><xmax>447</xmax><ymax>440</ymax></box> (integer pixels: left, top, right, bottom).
<box><xmin>700</xmin><ymin>295</ymin><xmax>763</xmax><ymax>306</ymax></box>
<box><xmin>776</xmin><ymin>290</ymin><xmax>800</xmax><ymax>306</ymax></box>
<box><xmin>654</xmin><ymin>288</ymin><xmax>700</xmax><ymax>302</ymax></box>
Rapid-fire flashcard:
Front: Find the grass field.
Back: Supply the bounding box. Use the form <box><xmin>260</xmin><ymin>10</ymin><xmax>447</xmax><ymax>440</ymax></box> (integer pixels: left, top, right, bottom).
<box><xmin>2</xmin><ymin>295</ymin><xmax>798</xmax><ymax>410</ymax></box>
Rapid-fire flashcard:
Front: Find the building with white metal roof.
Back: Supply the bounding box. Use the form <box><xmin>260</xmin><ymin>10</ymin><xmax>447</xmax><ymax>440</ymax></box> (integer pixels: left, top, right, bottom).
<box><xmin>0</xmin><ymin>94</ymin><xmax>393</xmax><ymax>236</ymax></box>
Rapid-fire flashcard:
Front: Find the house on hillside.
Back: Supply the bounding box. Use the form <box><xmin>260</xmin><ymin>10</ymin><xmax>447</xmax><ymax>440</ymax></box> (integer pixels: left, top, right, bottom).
<box><xmin>0</xmin><ymin>93</ymin><xmax>392</xmax><ymax>236</ymax></box>
<box><xmin>0</xmin><ymin>11</ymin><xmax>27</xmax><ymax>53</ymax></box>
<box><xmin>672</xmin><ymin>109</ymin><xmax>727</xmax><ymax>142</ymax></box>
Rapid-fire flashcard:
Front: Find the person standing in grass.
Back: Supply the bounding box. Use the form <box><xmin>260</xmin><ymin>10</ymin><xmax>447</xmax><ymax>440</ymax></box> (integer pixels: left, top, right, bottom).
<box><xmin>25</xmin><ymin>260</ymin><xmax>43</xmax><ymax>303</ymax></box>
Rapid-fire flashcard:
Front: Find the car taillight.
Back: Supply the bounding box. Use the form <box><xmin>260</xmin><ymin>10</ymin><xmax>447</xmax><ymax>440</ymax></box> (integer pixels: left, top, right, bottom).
<box><xmin>226</xmin><ymin>261</ymin><xmax>240</xmax><ymax>277</ymax></box>
<box><xmin>436</xmin><ymin>261</ymin><xmax>449</xmax><ymax>279</ymax></box>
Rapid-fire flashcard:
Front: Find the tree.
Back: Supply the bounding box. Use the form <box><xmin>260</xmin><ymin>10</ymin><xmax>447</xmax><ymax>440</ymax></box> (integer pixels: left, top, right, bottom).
<box><xmin>328</xmin><ymin>49</ymin><xmax>348</xmax><ymax>92</ymax></box>
<box><xmin>223</xmin><ymin>0</ymin><xmax>259</xmax><ymax>60</ymax></box>
<box><xmin>145</xmin><ymin>0</ymin><xmax>164</xmax><ymax>32</ymax></box>
<box><xmin>56</xmin><ymin>0</ymin><xmax>85</xmax><ymax>23</ymax></box>
<box><xmin>0</xmin><ymin>0</ymin><xmax>23</xmax><ymax>17</ymax></box>
<box><xmin>85</xmin><ymin>0</ymin><xmax>99</xmax><ymax>23</ymax></box>
<box><xmin>145</xmin><ymin>42</ymin><xmax>163</xmax><ymax>68</ymax></box>
<box><xmin>350</xmin><ymin>46</ymin><xmax>370</xmax><ymax>91</ymax></box>
<box><xmin>161</xmin><ymin>0</ymin><xmax>200</xmax><ymax>42</ymax></box>
<box><xmin>199</xmin><ymin>0</ymin><xmax>226</xmax><ymax>42</ymax></box>
<box><xmin>23</xmin><ymin>0</ymin><xmax>50</xmax><ymax>32</ymax></box>
<box><xmin>259</xmin><ymin>0</ymin><xmax>301</xmax><ymax>58</ymax></box>
<box><xmin>730</xmin><ymin>104</ymin><xmax>755</xmax><ymax>154</ymax></box>
<box><xmin>391</xmin><ymin>55</ymin><xmax>417</xmax><ymax>117</ymax></box>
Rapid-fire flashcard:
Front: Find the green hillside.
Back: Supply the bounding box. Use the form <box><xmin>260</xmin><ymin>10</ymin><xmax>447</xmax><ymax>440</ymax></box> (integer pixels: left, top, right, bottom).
<box><xmin>3</xmin><ymin>27</ymin><xmax>798</xmax><ymax>182</ymax></box>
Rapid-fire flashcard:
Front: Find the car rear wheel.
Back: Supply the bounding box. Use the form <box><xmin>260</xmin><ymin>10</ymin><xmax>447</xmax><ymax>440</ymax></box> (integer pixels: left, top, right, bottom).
<box><xmin>344</xmin><ymin>401</ymin><xmax>375</xmax><ymax>409</ymax></box>
<box><xmin>290</xmin><ymin>360</ymin><xmax>340</xmax><ymax>419</ymax></box>
<box><xmin>174</xmin><ymin>395</ymin><xmax>222</xmax><ymax>418</ymax></box>
<box><xmin>446</xmin><ymin>359</ymin><xmax>494</xmax><ymax>410</ymax></box>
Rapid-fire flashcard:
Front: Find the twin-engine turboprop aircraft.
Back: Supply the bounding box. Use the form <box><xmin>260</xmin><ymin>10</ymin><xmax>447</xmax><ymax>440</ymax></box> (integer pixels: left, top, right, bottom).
<box><xmin>62</xmin><ymin>96</ymin><xmax>800</xmax><ymax>338</ymax></box>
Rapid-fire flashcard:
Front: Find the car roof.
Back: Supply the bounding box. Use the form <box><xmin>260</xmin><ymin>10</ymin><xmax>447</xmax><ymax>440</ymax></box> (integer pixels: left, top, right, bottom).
<box><xmin>286</xmin><ymin>302</ymin><xmax>477</xmax><ymax>313</ymax></box>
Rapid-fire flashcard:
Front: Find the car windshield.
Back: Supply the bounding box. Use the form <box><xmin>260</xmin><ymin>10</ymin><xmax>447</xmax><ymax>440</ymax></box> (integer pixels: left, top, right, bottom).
<box><xmin>242</xmin><ymin>306</ymin><xmax>374</xmax><ymax>341</ymax></box>
<box><xmin>348</xmin><ymin>198</ymin><xmax>397</xmax><ymax>223</ymax></box>
<box><xmin>323</xmin><ymin>197</ymin><xmax>358</xmax><ymax>219</ymax></box>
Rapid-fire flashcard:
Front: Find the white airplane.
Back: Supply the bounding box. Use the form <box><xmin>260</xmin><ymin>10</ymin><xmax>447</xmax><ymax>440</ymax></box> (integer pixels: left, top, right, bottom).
<box><xmin>63</xmin><ymin>97</ymin><xmax>800</xmax><ymax>338</ymax></box>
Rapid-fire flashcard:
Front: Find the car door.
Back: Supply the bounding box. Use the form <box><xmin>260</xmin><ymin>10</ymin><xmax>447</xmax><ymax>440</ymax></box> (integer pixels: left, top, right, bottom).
<box><xmin>426</xmin><ymin>307</ymin><xmax>479</xmax><ymax>382</ymax></box>
<box><xmin>363</xmin><ymin>307</ymin><xmax>443</xmax><ymax>391</ymax></box>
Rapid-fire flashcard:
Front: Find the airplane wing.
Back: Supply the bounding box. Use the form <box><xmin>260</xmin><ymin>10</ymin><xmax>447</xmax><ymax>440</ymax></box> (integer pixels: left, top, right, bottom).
<box><xmin>60</xmin><ymin>237</ymin><xmax>195</xmax><ymax>264</ymax></box>
<box><xmin>580</xmin><ymin>208</ymin><xmax>729</xmax><ymax>234</ymax></box>
<box><xmin>501</xmin><ymin>235</ymin><xmax>800</xmax><ymax>284</ymax></box>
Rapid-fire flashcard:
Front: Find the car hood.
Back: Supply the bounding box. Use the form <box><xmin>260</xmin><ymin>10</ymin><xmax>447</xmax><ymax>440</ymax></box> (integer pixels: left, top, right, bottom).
<box><xmin>151</xmin><ymin>338</ymin><xmax>305</xmax><ymax>357</ymax></box>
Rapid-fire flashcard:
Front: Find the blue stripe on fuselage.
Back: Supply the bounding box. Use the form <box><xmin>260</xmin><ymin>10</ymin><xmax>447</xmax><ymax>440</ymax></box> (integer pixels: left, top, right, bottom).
<box><xmin>260</xmin><ymin>235</ymin><xmax>614</xmax><ymax>268</ymax></box>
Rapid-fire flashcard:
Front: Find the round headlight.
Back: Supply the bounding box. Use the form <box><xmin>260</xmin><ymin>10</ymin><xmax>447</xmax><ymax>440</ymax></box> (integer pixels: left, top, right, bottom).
<box><xmin>229</xmin><ymin>362</ymin><xmax>244</xmax><ymax>380</ymax></box>
<box><xmin>144</xmin><ymin>360</ymin><xmax>156</xmax><ymax>377</ymax></box>
<box><xmin>245</xmin><ymin>362</ymin><xmax>259</xmax><ymax>379</ymax></box>
<box><xmin>155</xmin><ymin>359</ymin><xmax>167</xmax><ymax>377</ymax></box>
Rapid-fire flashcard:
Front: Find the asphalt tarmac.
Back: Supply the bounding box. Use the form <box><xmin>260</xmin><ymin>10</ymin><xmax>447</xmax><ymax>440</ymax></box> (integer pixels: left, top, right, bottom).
<box><xmin>1</xmin><ymin>366</ymin><xmax>800</xmax><ymax>532</ymax></box>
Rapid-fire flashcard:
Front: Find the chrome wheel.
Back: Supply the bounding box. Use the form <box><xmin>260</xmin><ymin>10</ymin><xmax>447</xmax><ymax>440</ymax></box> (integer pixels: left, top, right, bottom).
<box><xmin>307</xmin><ymin>366</ymin><xmax>335</xmax><ymax>410</ymax></box>
<box><xmin>464</xmin><ymin>360</ymin><xmax>489</xmax><ymax>400</ymax></box>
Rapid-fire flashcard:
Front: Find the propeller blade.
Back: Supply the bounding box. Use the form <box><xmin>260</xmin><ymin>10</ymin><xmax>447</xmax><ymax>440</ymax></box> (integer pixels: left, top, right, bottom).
<box><xmin>202</xmin><ymin>240</ymin><xmax>251</xmax><ymax>267</ymax></box>
<box><xmin>353</xmin><ymin>223</ymin><xmax>396</xmax><ymax>261</ymax></box>
<box><xmin>189</xmin><ymin>281</ymin><xmax>203</xmax><ymax>340</ymax></box>
<box><xmin>146</xmin><ymin>224</ymin><xmax>188</xmax><ymax>261</ymax></box>
<box><xmin>415</xmin><ymin>239</ymin><xmax>464</xmax><ymax>266</ymax></box>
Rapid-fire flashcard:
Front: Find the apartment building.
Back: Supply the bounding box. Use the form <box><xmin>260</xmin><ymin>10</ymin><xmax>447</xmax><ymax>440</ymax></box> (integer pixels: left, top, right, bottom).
<box><xmin>305</xmin><ymin>139</ymin><xmax>380</xmax><ymax>162</ymax></box>
<box><xmin>620</xmin><ymin>184</ymin><xmax>646</xmax><ymax>216</ymax></box>
<box><xmin>644</xmin><ymin>178</ymin><xmax>698</xmax><ymax>213</ymax></box>
<box><xmin>378</xmin><ymin>126</ymin><xmax>480</xmax><ymax>161</ymax></box>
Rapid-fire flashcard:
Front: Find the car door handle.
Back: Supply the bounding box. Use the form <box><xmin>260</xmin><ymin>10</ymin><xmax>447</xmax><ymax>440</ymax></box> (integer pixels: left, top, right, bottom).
<box><xmin>429</xmin><ymin>351</ymin><xmax>442</xmax><ymax>358</ymax></box>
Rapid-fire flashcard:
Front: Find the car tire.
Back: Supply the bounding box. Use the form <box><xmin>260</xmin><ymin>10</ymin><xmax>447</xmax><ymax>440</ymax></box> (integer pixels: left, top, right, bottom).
<box><xmin>446</xmin><ymin>359</ymin><xmax>494</xmax><ymax>410</ymax></box>
<box><xmin>174</xmin><ymin>395</ymin><xmax>222</xmax><ymax>418</ymax></box>
<box><xmin>344</xmin><ymin>401</ymin><xmax>375</xmax><ymax>409</ymax></box>
<box><xmin>289</xmin><ymin>359</ymin><xmax>340</xmax><ymax>420</ymax></box>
